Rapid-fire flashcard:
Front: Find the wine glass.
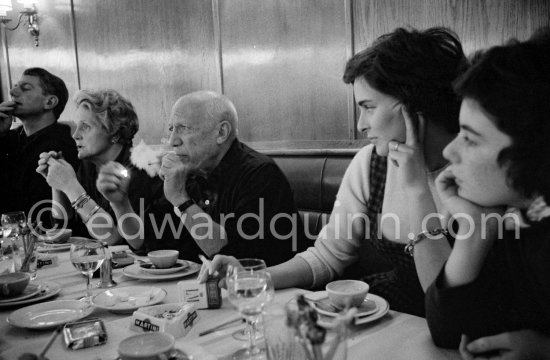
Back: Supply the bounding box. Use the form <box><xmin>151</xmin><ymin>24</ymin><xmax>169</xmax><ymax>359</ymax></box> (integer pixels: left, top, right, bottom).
<box><xmin>227</xmin><ymin>259</ymin><xmax>272</xmax><ymax>341</ymax></box>
<box><xmin>227</xmin><ymin>259</ymin><xmax>273</xmax><ymax>360</ymax></box>
<box><xmin>1</xmin><ymin>211</ymin><xmax>27</xmax><ymax>238</ymax></box>
<box><xmin>70</xmin><ymin>239</ymin><xmax>106</xmax><ymax>303</ymax></box>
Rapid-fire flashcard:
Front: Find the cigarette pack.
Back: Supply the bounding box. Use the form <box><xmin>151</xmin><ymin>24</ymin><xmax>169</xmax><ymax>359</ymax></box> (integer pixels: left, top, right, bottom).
<box><xmin>130</xmin><ymin>303</ymin><xmax>198</xmax><ymax>339</ymax></box>
<box><xmin>177</xmin><ymin>278</ymin><xmax>222</xmax><ymax>309</ymax></box>
<box><xmin>63</xmin><ymin>318</ymin><xmax>107</xmax><ymax>350</ymax></box>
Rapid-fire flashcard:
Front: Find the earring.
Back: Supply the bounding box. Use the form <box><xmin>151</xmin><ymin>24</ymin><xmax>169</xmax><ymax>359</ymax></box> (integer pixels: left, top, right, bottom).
<box><xmin>111</xmin><ymin>136</ymin><xmax>119</xmax><ymax>144</ymax></box>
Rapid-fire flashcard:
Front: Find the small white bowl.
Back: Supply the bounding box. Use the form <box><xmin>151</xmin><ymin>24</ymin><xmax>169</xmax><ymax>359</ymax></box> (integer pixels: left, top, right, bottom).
<box><xmin>147</xmin><ymin>250</ymin><xmax>179</xmax><ymax>269</ymax></box>
<box><xmin>118</xmin><ymin>332</ymin><xmax>175</xmax><ymax>360</ymax></box>
<box><xmin>326</xmin><ymin>280</ymin><xmax>369</xmax><ymax>309</ymax></box>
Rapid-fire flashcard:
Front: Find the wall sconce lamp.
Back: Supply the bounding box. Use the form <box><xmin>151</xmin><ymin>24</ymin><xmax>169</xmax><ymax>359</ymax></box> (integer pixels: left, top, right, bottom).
<box><xmin>0</xmin><ymin>0</ymin><xmax>39</xmax><ymax>47</ymax></box>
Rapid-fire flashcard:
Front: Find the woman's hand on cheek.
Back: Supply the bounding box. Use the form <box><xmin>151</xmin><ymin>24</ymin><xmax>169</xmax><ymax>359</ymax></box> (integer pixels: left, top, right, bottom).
<box><xmin>435</xmin><ymin>168</ymin><xmax>483</xmax><ymax>218</ymax></box>
<box><xmin>436</xmin><ymin>168</ymin><xmax>505</xmax><ymax>238</ymax></box>
<box><xmin>388</xmin><ymin>107</ymin><xmax>429</xmax><ymax>195</ymax></box>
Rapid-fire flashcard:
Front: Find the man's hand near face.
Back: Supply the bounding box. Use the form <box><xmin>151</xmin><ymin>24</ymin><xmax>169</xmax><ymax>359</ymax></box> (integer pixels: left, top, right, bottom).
<box><xmin>0</xmin><ymin>101</ymin><xmax>16</xmax><ymax>135</ymax></box>
<box><xmin>159</xmin><ymin>153</ymin><xmax>191</xmax><ymax>206</ymax></box>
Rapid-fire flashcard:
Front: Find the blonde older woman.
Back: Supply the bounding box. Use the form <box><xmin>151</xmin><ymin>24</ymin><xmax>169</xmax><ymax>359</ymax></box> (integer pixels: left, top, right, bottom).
<box><xmin>36</xmin><ymin>90</ymin><xmax>178</xmax><ymax>251</ymax></box>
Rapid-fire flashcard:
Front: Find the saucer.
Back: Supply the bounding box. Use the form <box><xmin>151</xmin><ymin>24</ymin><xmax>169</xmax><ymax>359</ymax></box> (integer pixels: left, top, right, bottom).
<box><xmin>0</xmin><ymin>283</ymin><xmax>41</xmax><ymax>303</ymax></box>
<box><xmin>123</xmin><ymin>261</ymin><xmax>200</xmax><ymax>281</ymax></box>
<box><xmin>139</xmin><ymin>260</ymin><xmax>188</xmax><ymax>275</ymax></box>
<box><xmin>305</xmin><ymin>291</ymin><xmax>390</xmax><ymax>326</ymax></box>
<box><xmin>7</xmin><ymin>300</ymin><xmax>94</xmax><ymax>330</ymax></box>
<box><xmin>92</xmin><ymin>286</ymin><xmax>166</xmax><ymax>314</ymax></box>
<box><xmin>308</xmin><ymin>294</ymin><xmax>378</xmax><ymax>317</ymax></box>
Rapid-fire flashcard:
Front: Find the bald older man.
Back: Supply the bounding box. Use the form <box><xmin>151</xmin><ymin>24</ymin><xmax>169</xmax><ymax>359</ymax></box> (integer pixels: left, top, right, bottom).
<box><xmin>159</xmin><ymin>91</ymin><xmax>306</xmax><ymax>265</ymax></box>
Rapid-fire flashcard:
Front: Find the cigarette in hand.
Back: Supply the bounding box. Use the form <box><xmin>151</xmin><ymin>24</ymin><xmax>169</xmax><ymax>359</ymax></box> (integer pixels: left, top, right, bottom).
<box><xmin>52</xmin><ymin>151</ymin><xmax>64</xmax><ymax>160</ymax></box>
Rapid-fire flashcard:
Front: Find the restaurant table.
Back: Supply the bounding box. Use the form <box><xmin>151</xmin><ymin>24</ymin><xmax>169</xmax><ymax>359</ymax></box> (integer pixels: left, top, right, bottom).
<box><xmin>0</xmin><ymin>249</ymin><xmax>461</xmax><ymax>360</ymax></box>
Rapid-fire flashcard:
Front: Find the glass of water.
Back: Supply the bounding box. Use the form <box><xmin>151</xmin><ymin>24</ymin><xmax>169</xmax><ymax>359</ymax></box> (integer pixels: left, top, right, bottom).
<box><xmin>1</xmin><ymin>211</ymin><xmax>27</xmax><ymax>273</ymax></box>
<box><xmin>70</xmin><ymin>239</ymin><xmax>106</xmax><ymax>303</ymax></box>
<box><xmin>227</xmin><ymin>259</ymin><xmax>273</xmax><ymax>360</ymax></box>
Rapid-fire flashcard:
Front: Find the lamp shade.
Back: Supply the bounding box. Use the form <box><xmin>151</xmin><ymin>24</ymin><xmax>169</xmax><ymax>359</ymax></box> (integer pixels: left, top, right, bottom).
<box><xmin>18</xmin><ymin>0</ymin><xmax>37</xmax><ymax>8</ymax></box>
<box><xmin>0</xmin><ymin>0</ymin><xmax>12</xmax><ymax>17</ymax></box>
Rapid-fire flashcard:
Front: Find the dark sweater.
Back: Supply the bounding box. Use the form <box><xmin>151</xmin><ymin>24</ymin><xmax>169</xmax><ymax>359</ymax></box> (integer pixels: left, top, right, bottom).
<box><xmin>426</xmin><ymin>218</ymin><xmax>550</xmax><ymax>348</ymax></box>
<box><xmin>0</xmin><ymin>123</ymin><xmax>78</xmax><ymax>224</ymax></box>
<box><xmin>184</xmin><ymin>139</ymin><xmax>308</xmax><ymax>266</ymax></box>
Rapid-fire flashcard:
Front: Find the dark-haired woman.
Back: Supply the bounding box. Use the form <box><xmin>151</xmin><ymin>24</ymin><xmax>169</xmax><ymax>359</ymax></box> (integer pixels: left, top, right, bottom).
<box><xmin>425</xmin><ymin>32</ymin><xmax>550</xmax><ymax>358</ymax></box>
<box><xmin>201</xmin><ymin>27</ymin><xmax>468</xmax><ymax>317</ymax></box>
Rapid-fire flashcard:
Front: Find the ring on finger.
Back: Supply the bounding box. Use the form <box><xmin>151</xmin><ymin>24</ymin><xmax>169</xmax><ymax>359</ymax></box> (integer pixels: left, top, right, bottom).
<box><xmin>392</xmin><ymin>142</ymin><xmax>400</xmax><ymax>151</ymax></box>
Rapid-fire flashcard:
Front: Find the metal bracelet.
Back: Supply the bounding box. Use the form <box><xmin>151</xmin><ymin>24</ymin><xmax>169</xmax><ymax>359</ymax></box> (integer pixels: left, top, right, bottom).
<box><xmin>82</xmin><ymin>205</ymin><xmax>101</xmax><ymax>224</ymax></box>
<box><xmin>404</xmin><ymin>228</ymin><xmax>448</xmax><ymax>257</ymax></box>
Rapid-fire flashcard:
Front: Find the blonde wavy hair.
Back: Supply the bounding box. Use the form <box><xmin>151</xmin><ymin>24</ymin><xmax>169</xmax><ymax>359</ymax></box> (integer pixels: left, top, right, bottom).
<box><xmin>74</xmin><ymin>89</ymin><xmax>139</xmax><ymax>145</ymax></box>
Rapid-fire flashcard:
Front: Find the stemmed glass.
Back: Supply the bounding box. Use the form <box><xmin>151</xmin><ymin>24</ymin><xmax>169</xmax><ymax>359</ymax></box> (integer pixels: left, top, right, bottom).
<box><xmin>229</xmin><ymin>259</ymin><xmax>271</xmax><ymax>341</ymax></box>
<box><xmin>227</xmin><ymin>258</ymin><xmax>274</xmax><ymax>360</ymax></box>
<box><xmin>70</xmin><ymin>239</ymin><xmax>106</xmax><ymax>304</ymax></box>
<box><xmin>1</xmin><ymin>211</ymin><xmax>27</xmax><ymax>238</ymax></box>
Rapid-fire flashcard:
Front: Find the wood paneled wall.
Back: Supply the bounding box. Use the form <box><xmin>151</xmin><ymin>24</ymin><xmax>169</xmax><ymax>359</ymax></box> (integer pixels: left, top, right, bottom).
<box><xmin>1</xmin><ymin>0</ymin><xmax>549</xmax><ymax>149</ymax></box>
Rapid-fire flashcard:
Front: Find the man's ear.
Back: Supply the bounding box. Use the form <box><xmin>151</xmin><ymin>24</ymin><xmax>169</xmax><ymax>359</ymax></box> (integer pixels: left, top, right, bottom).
<box><xmin>216</xmin><ymin>121</ymin><xmax>231</xmax><ymax>144</ymax></box>
<box><xmin>43</xmin><ymin>95</ymin><xmax>59</xmax><ymax>111</ymax></box>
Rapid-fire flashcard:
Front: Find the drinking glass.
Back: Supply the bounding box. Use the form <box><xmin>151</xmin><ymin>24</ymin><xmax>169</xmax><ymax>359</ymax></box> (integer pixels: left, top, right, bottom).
<box><xmin>227</xmin><ymin>259</ymin><xmax>273</xmax><ymax>360</ymax></box>
<box><xmin>228</xmin><ymin>259</ymin><xmax>272</xmax><ymax>341</ymax></box>
<box><xmin>1</xmin><ymin>212</ymin><xmax>27</xmax><ymax>273</ymax></box>
<box><xmin>1</xmin><ymin>211</ymin><xmax>27</xmax><ymax>238</ymax></box>
<box><xmin>70</xmin><ymin>239</ymin><xmax>106</xmax><ymax>303</ymax></box>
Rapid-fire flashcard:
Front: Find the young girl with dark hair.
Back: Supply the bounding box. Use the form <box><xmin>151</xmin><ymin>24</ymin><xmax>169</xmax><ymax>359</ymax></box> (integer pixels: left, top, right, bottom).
<box><xmin>426</xmin><ymin>31</ymin><xmax>550</xmax><ymax>358</ymax></box>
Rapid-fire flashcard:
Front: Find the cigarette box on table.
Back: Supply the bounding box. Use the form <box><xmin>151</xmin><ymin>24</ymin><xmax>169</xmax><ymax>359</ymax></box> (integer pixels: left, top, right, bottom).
<box><xmin>177</xmin><ymin>278</ymin><xmax>222</xmax><ymax>309</ymax></box>
<box><xmin>63</xmin><ymin>318</ymin><xmax>107</xmax><ymax>350</ymax></box>
<box><xmin>130</xmin><ymin>303</ymin><xmax>198</xmax><ymax>339</ymax></box>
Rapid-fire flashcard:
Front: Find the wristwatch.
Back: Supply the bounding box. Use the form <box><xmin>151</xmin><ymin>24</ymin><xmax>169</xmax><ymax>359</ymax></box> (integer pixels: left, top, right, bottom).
<box><xmin>404</xmin><ymin>228</ymin><xmax>448</xmax><ymax>257</ymax></box>
<box><xmin>173</xmin><ymin>199</ymin><xmax>195</xmax><ymax>217</ymax></box>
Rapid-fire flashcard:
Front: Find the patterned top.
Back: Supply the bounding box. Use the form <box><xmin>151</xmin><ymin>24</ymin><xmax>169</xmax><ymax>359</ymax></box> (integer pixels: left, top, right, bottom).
<box><xmin>298</xmin><ymin>144</ymin><xmax>442</xmax><ymax>317</ymax></box>
<box><xmin>362</xmin><ymin>150</ymin><xmax>425</xmax><ymax>317</ymax></box>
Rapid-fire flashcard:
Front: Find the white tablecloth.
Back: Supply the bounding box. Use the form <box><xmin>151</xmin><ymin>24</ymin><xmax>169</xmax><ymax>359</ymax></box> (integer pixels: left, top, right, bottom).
<box><xmin>0</xmin><ymin>250</ymin><xmax>460</xmax><ymax>360</ymax></box>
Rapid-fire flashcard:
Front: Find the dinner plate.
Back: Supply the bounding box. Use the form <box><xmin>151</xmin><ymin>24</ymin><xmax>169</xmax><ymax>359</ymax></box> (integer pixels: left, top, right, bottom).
<box><xmin>305</xmin><ymin>291</ymin><xmax>390</xmax><ymax>326</ymax></box>
<box><xmin>0</xmin><ymin>281</ymin><xmax>61</xmax><ymax>308</ymax></box>
<box><xmin>7</xmin><ymin>300</ymin><xmax>94</xmax><ymax>330</ymax></box>
<box><xmin>123</xmin><ymin>261</ymin><xmax>200</xmax><ymax>281</ymax></box>
<box><xmin>92</xmin><ymin>286</ymin><xmax>166</xmax><ymax>314</ymax></box>
<box><xmin>138</xmin><ymin>260</ymin><xmax>188</xmax><ymax>275</ymax></box>
<box><xmin>0</xmin><ymin>282</ymin><xmax>42</xmax><ymax>303</ymax></box>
